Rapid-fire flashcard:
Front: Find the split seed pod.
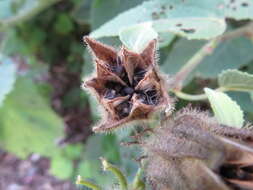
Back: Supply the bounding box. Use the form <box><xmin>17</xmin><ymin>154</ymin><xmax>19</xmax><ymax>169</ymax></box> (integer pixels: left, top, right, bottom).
<box><xmin>144</xmin><ymin>108</ymin><xmax>253</xmax><ymax>190</ymax></box>
<box><xmin>82</xmin><ymin>37</ymin><xmax>171</xmax><ymax>132</ymax></box>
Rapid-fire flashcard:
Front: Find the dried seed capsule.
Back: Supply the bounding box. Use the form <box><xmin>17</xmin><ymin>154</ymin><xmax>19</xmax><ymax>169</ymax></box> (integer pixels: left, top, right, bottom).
<box><xmin>83</xmin><ymin>36</ymin><xmax>172</xmax><ymax>132</ymax></box>
<box><xmin>143</xmin><ymin>108</ymin><xmax>253</xmax><ymax>190</ymax></box>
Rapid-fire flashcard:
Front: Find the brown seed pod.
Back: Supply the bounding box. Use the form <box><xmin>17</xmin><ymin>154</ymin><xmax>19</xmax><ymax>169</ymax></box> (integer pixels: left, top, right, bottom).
<box><xmin>143</xmin><ymin>107</ymin><xmax>253</xmax><ymax>190</ymax></box>
<box><xmin>82</xmin><ymin>37</ymin><xmax>172</xmax><ymax>132</ymax></box>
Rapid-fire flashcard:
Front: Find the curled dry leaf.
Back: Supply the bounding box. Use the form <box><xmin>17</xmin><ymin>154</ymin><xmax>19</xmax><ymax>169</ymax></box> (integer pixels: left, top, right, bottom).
<box><xmin>82</xmin><ymin>37</ymin><xmax>172</xmax><ymax>132</ymax></box>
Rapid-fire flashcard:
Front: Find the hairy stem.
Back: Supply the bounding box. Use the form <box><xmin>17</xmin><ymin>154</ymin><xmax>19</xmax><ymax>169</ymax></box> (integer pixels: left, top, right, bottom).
<box><xmin>173</xmin><ymin>87</ymin><xmax>232</xmax><ymax>101</ymax></box>
<box><xmin>172</xmin><ymin>22</ymin><xmax>253</xmax><ymax>90</ymax></box>
<box><xmin>76</xmin><ymin>175</ymin><xmax>102</xmax><ymax>190</ymax></box>
<box><xmin>171</xmin><ymin>38</ymin><xmax>220</xmax><ymax>90</ymax></box>
<box><xmin>132</xmin><ymin>168</ymin><xmax>145</xmax><ymax>190</ymax></box>
<box><xmin>100</xmin><ymin>157</ymin><xmax>128</xmax><ymax>190</ymax></box>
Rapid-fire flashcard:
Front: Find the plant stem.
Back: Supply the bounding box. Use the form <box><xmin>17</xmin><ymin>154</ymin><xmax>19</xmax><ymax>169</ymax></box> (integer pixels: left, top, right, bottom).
<box><xmin>100</xmin><ymin>157</ymin><xmax>128</xmax><ymax>190</ymax></box>
<box><xmin>173</xmin><ymin>90</ymin><xmax>209</xmax><ymax>101</ymax></box>
<box><xmin>173</xmin><ymin>85</ymin><xmax>253</xmax><ymax>101</ymax></box>
<box><xmin>76</xmin><ymin>175</ymin><xmax>102</xmax><ymax>190</ymax></box>
<box><xmin>171</xmin><ymin>38</ymin><xmax>220</xmax><ymax>90</ymax></box>
<box><xmin>132</xmin><ymin>168</ymin><xmax>145</xmax><ymax>190</ymax></box>
<box><xmin>172</xmin><ymin>22</ymin><xmax>253</xmax><ymax>90</ymax></box>
<box><xmin>173</xmin><ymin>87</ymin><xmax>227</xmax><ymax>101</ymax></box>
<box><xmin>0</xmin><ymin>0</ymin><xmax>62</xmax><ymax>30</ymax></box>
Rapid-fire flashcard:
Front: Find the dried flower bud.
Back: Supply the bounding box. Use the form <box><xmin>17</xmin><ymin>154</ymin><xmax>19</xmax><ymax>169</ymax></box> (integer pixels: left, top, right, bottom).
<box><xmin>83</xmin><ymin>37</ymin><xmax>172</xmax><ymax>132</ymax></box>
<box><xmin>143</xmin><ymin>108</ymin><xmax>253</xmax><ymax>190</ymax></box>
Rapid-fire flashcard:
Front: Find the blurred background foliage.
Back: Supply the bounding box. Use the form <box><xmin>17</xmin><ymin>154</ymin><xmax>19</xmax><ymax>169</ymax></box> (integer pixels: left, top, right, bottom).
<box><xmin>0</xmin><ymin>0</ymin><xmax>253</xmax><ymax>189</ymax></box>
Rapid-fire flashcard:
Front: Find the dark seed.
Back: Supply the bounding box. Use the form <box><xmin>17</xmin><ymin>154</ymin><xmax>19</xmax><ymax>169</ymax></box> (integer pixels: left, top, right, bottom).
<box><xmin>133</xmin><ymin>67</ymin><xmax>146</xmax><ymax>86</ymax></box>
<box><xmin>114</xmin><ymin>84</ymin><xmax>123</xmax><ymax>93</ymax></box>
<box><xmin>138</xmin><ymin>88</ymin><xmax>159</xmax><ymax>105</ymax></box>
<box><xmin>115</xmin><ymin>65</ymin><xmax>124</xmax><ymax>75</ymax></box>
<box><xmin>123</xmin><ymin>87</ymin><xmax>134</xmax><ymax>95</ymax></box>
<box><xmin>105</xmin><ymin>81</ymin><xmax>124</xmax><ymax>96</ymax></box>
<box><xmin>104</xmin><ymin>89</ymin><xmax>116</xmax><ymax>99</ymax></box>
<box><xmin>115</xmin><ymin>101</ymin><xmax>132</xmax><ymax>119</ymax></box>
<box><xmin>242</xmin><ymin>165</ymin><xmax>253</xmax><ymax>173</ymax></box>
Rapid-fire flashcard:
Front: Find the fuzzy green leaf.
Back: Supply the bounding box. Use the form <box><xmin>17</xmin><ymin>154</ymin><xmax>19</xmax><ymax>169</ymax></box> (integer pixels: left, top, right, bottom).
<box><xmin>223</xmin><ymin>0</ymin><xmax>253</xmax><ymax>20</ymax></box>
<box><xmin>119</xmin><ymin>23</ymin><xmax>158</xmax><ymax>52</ymax></box>
<box><xmin>227</xmin><ymin>91</ymin><xmax>253</xmax><ymax>113</ymax></box>
<box><xmin>90</xmin><ymin>0</ymin><xmax>143</xmax><ymax>30</ymax></box>
<box><xmin>0</xmin><ymin>77</ymin><xmax>64</xmax><ymax>158</ymax></box>
<box><xmin>158</xmin><ymin>32</ymin><xmax>175</xmax><ymax>48</ymax></box>
<box><xmin>90</xmin><ymin>0</ymin><xmax>226</xmax><ymax>40</ymax></box>
<box><xmin>218</xmin><ymin>69</ymin><xmax>253</xmax><ymax>92</ymax></box>
<box><xmin>204</xmin><ymin>88</ymin><xmax>244</xmax><ymax>128</ymax></box>
<box><xmin>0</xmin><ymin>56</ymin><xmax>17</xmax><ymax>107</ymax></box>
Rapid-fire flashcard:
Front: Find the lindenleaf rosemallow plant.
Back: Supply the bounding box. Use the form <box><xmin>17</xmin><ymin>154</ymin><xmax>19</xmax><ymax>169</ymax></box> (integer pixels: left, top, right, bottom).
<box><xmin>82</xmin><ymin>37</ymin><xmax>253</xmax><ymax>190</ymax></box>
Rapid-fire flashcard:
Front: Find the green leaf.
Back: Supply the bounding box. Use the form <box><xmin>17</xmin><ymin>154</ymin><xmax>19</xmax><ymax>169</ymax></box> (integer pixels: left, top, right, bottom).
<box><xmin>50</xmin><ymin>155</ymin><xmax>73</xmax><ymax>179</ymax></box>
<box><xmin>227</xmin><ymin>91</ymin><xmax>253</xmax><ymax>114</ymax></box>
<box><xmin>161</xmin><ymin>37</ymin><xmax>253</xmax><ymax>85</ymax></box>
<box><xmin>90</xmin><ymin>0</ymin><xmax>143</xmax><ymax>30</ymax></box>
<box><xmin>53</xmin><ymin>13</ymin><xmax>74</xmax><ymax>35</ymax></box>
<box><xmin>218</xmin><ymin>69</ymin><xmax>253</xmax><ymax>92</ymax></box>
<box><xmin>49</xmin><ymin>144</ymin><xmax>83</xmax><ymax>179</ymax></box>
<box><xmin>158</xmin><ymin>32</ymin><xmax>175</xmax><ymax>48</ymax></box>
<box><xmin>152</xmin><ymin>17</ymin><xmax>226</xmax><ymax>40</ymax></box>
<box><xmin>0</xmin><ymin>76</ymin><xmax>64</xmax><ymax>158</ymax></box>
<box><xmin>0</xmin><ymin>55</ymin><xmax>17</xmax><ymax>107</ymax></box>
<box><xmin>77</xmin><ymin>134</ymin><xmax>121</xmax><ymax>186</ymax></box>
<box><xmin>204</xmin><ymin>88</ymin><xmax>244</xmax><ymax>128</ymax></box>
<box><xmin>90</xmin><ymin>0</ymin><xmax>226</xmax><ymax>40</ymax></box>
<box><xmin>223</xmin><ymin>0</ymin><xmax>253</xmax><ymax>20</ymax></box>
<box><xmin>0</xmin><ymin>76</ymin><xmax>81</xmax><ymax>179</ymax></box>
<box><xmin>71</xmin><ymin>0</ymin><xmax>92</xmax><ymax>24</ymax></box>
<box><xmin>119</xmin><ymin>23</ymin><xmax>158</xmax><ymax>52</ymax></box>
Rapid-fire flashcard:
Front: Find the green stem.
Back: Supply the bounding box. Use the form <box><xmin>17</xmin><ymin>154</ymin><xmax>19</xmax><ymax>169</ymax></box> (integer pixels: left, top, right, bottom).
<box><xmin>0</xmin><ymin>0</ymin><xmax>62</xmax><ymax>30</ymax></box>
<box><xmin>173</xmin><ymin>86</ymin><xmax>253</xmax><ymax>101</ymax></box>
<box><xmin>171</xmin><ymin>38</ymin><xmax>221</xmax><ymax>90</ymax></box>
<box><xmin>76</xmin><ymin>175</ymin><xmax>102</xmax><ymax>190</ymax></box>
<box><xmin>173</xmin><ymin>87</ymin><xmax>226</xmax><ymax>101</ymax></box>
<box><xmin>173</xmin><ymin>90</ymin><xmax>208</xmax><ymax>101</ymax></box>
<box><xmin>132</xmin><ymin>168</ymin><xmax>145</xmax><ymax>190</ymax></box>
<box><xmin>171</xmin><ymin>22</ymin><xmax>253</xmax><ymax>90</ymax></box>
<box><xmin>100</xmin><ymin>157</ymin><xmax>128</xmax><ymax>190</ymax></box>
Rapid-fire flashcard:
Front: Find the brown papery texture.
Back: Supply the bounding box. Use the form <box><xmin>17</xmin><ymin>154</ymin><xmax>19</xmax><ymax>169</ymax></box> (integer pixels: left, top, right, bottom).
<box><xmin>143</xmin><ymin>107</ymin><xmax>253</xmax><ymax>190</ymax></box>
<box><xmin>83</xmin><ymin>37</ymin><xmax>172</xmax><ymax>132</ymax></box>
